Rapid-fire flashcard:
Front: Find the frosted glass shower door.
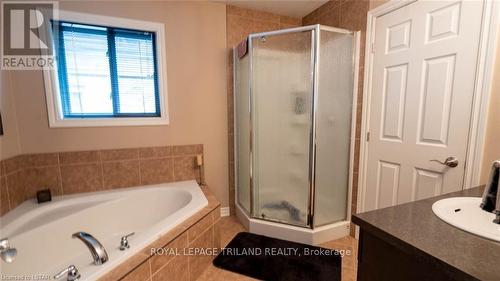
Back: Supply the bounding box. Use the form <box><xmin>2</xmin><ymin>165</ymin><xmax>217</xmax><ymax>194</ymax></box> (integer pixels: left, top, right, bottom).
<box><xmin>251</xmin><ymin>31</ymin><xmax>314</xmax><ymax>226</ymax></box>
<box><xmin>314</xmin><ymin>30</ymin><xmax>354</xmax><ymax>227</ymax></box>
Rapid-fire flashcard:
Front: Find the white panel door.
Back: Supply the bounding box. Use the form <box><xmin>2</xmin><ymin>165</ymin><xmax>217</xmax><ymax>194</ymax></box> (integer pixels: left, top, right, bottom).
<box><xmin>364</xmin><ymin>0</ymin><xmax>484</xmax><ymax>211</ymax></box>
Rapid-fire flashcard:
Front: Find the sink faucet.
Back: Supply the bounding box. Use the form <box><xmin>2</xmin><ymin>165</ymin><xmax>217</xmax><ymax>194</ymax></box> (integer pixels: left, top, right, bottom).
<box><xmin>481</xmin><ymin>160</ymin><xmax>500</xmax><ymax>224</ymax></box>
<box><xmin>72</xmin><ymin>232</ymin><xmax>108</xmax><ymax>265</ymax></box>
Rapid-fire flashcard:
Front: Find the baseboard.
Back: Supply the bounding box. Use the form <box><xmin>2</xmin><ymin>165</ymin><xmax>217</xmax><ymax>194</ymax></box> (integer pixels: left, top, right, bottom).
<box><xmin>220</xmin><ymin>207</ymin><xmax>230</xmax><ymax>217</ymax></box>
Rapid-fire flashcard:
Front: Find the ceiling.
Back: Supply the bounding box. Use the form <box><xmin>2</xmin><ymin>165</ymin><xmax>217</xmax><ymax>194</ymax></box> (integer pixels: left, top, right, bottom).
<box><xmin>222</xmin><ymin>0</ymin><xmax>329</xmax><ymax>18</ymax></box>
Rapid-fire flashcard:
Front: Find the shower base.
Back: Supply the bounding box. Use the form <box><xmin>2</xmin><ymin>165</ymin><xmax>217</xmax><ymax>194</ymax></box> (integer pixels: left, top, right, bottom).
<box><xmin>235</xmin><ymin>204</ymin><xmax>350</xmax><ymax>245</ymax></box>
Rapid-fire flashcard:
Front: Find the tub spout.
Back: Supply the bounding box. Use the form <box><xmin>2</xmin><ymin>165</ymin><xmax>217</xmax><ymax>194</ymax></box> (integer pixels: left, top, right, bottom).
<box><xmin>72</xmin><ymin>232</ymin><xmax>108</xmax><ymax>265</ymax></box>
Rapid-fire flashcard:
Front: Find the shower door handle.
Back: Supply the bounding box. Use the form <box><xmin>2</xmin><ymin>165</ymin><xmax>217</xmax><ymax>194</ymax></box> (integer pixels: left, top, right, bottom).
<box><xmin>430</xmin><ymin>157</ymin><xmax>459</xmax><ymax>168</ymax></box>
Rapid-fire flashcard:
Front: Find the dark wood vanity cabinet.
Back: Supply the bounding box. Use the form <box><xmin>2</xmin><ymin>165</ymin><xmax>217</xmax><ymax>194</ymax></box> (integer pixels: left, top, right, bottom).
<box><xmin>356</xmin><ymin>230</ymin><xmax>478</xmax><ymax>281</ymax></box>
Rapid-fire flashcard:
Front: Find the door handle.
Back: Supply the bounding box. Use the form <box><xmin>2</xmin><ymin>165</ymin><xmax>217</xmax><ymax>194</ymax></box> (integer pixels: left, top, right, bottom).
<box><xmin>430</xmin><ymin>157</ymin><xmax>459</xmax><ymax>168</ymax></box>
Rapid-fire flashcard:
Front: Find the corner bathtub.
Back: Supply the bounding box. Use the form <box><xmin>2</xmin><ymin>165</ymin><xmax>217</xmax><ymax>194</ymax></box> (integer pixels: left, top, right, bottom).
<box><xmin>0</xmin><ymin>180</ymin><xmax>208</xmax><ymax>280</ymax></box>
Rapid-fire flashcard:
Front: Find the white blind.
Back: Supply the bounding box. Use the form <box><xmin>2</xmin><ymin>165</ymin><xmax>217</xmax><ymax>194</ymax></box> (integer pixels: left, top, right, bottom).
<box><xmin>54</xmin><ymin>21</ymin><xmax>159</xmax><ymax>117</ymax></box>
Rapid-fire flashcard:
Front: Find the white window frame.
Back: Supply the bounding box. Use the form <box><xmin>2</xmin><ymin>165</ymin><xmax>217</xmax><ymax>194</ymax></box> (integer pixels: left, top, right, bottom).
<box><xmin>40</xmin><ymin>10</ymin><xmax>169</xmax><ymax>127</ymax></box>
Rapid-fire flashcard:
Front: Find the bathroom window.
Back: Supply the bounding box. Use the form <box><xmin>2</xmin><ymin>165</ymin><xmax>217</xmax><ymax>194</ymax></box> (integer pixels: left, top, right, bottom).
<box><xmin>43</xmin><ymin>11</ymin><xmax>168</xmax><ymax>127</ymax></box>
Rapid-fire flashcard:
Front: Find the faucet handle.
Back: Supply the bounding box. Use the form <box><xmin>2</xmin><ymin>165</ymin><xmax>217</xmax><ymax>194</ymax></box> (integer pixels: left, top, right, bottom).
<box><xmin>54</xmin><ymin>265</ymin><xmax>81</xmax><ymax>281</ymax></box>
<box><xmin>120</xmin><ymin>232</ymin><xmax>135</xmax><ymax>250</ymax></box>
<box><xmin>122</xmin><ymin>232</ymin><xmax>135</xmax><ymax>239</ymax></box>
<box><xmin>0</xmin><ymin>238</ymin><xmax>10</xmax><ymax>250</ymax></box>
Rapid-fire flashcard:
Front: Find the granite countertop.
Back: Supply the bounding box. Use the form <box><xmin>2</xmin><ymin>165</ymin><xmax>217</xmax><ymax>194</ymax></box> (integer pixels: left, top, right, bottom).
<box><xmin>352</xmin><ymin>186</ymin><xmax>500</xmax><ymax>281</ymax></box>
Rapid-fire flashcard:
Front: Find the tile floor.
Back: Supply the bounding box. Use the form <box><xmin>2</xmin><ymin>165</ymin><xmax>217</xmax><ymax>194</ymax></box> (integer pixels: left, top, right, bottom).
<box><xmin>198</xmin><ymin>216</ymin><xmax>358</xmax><ymax>281</ymax></box>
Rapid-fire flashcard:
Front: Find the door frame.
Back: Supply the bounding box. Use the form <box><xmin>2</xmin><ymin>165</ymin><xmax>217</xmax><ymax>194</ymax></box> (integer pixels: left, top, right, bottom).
<box><xmin>357</xmin><ymin>0</ymin><xmax>500</xmax><ymax>213</ymax></box>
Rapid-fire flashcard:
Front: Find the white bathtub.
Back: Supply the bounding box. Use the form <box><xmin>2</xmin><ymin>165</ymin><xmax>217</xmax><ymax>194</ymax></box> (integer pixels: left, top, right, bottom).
<box><xmin>0</xmin><ymin>180</ymin><xmax>208</xmax><ymax>280</ymax></box>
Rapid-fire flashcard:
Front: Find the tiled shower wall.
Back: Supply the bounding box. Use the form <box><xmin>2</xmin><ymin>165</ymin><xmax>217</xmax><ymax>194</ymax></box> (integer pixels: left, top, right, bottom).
<box><xmin>226</xmin><ymin>6</ymin><xmax>302</xmax><ymax>213</ymax></box>
<box><xmin>303</xmin><ymin>0</ymin><xmax>370</xmax><ymax>235</ymax></box>
<box><xmin>0</xmin><ymin>145</ymin><xmax>203</xmax><ymax>216</ymax></box>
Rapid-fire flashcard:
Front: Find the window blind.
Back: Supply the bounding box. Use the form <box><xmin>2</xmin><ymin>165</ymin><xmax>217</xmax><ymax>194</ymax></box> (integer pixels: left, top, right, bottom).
<box><xmin>52</xmin><ymin>21</ymin><xmax>160</xmax><ymax>118</ymax></box>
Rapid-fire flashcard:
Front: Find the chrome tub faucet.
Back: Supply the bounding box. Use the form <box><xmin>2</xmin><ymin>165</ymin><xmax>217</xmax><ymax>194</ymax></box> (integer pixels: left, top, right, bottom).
<box><xmin>72</xmin><ymin>232</ymin><xmax>108</xmax><ymax>265</ymax></box>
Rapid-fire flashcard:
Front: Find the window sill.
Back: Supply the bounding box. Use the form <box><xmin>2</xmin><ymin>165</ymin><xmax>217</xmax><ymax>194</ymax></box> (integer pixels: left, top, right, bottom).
<box><xmin>48</xmin><ymin>116</ymin><xmax>169</xmax><ymax>128</ymax></box>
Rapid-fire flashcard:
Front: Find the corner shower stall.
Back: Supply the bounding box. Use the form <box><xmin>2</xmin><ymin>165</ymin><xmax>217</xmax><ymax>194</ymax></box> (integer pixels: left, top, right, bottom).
<box><xmin>234</xmin><ymin>25</ymin><xmax>359</xmax><ymax>245</ymax></box>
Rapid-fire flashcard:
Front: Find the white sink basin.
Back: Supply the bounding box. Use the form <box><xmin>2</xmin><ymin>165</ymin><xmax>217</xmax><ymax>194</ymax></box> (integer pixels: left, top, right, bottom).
<box><xmin>432</xmin><ymin>197</ymin><xmax>500</xmax><ymax>242</ymax></box>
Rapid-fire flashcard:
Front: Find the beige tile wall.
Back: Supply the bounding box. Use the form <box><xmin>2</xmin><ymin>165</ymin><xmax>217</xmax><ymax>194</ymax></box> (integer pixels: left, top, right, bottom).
<box><xmin>226</xmin><ymin>5</ymin><xmax>302</xmax><ymax>214</ymax></box>
<box><xmin>303</xmin><ymin>0</ymin><xmax>370</xmax><ymax>235</ymax></box>
<box><xmin>0</xmin><ymin>145</ymin><xmax>204</xmax><ymax>215</ymax></box>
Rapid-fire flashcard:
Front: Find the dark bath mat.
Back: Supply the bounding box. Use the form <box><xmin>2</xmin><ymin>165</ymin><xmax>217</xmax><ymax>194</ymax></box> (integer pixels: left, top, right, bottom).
<box><xmin>213</xmin><ymin>232</ymin><xmax>342</xmax><ymax>281</ymax></box>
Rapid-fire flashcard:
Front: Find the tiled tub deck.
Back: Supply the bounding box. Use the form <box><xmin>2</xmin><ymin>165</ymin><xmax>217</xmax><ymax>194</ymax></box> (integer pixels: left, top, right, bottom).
<box><xmin>100</xmin><ymin>186</ymin><xmax>221</xmax><ymax>281</ymax></box>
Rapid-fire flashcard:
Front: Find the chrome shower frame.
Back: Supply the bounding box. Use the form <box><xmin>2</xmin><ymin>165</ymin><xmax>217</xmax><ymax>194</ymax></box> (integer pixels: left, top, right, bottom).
<box><xmin>233</xmin><ymin>24</ymin><xmax>360</xmax><ymax>243</ymax></box>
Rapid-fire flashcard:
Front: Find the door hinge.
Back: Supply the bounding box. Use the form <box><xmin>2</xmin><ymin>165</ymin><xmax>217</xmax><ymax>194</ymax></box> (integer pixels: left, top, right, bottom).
<box><xmin>366</xmin><ymin>132</ymin><xmax>370</xmax><ymax>142</ymax></box>
<box><xmin>371</xmin><ymin>42</ymin><xmax>375</xmax><ymax>53</ymax></box>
